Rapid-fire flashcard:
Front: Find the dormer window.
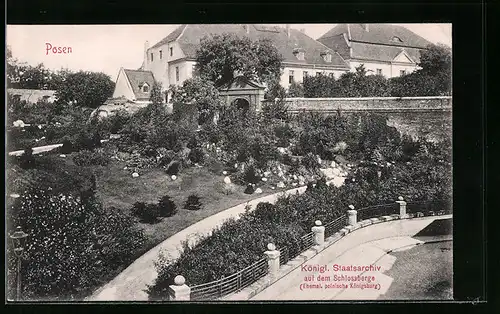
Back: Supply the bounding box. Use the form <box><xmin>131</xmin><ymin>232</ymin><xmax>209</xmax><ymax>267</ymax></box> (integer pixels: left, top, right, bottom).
<box><xmin>392</xmin><ymin>36</ymin><xmax>403</xmax><ymax>43</ymax></box>
<box><xmin>293</xmin><ymin>48</ymin><xmax>305</xmax><ymax>61</ymax></box>
<box><xmin>320</xmin><ymin>51</ymin><xmax>332</xmax><ymax>63</ymax></box>
<box><xmin>140</xmin><ymin>83</ymin><xmax>149</xmax><ymax>93</ymax></box>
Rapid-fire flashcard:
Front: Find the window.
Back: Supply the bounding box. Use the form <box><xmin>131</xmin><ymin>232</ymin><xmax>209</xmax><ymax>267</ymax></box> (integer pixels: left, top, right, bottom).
<box><xmin>392</xmin><ymin>36</ymin><xmax>403</xmax><ymax>43</ymax></box>
<box><xmin>150</xmin><ymin>53</ymin><xmax>153</xmax><ymax>62</ymax></box>
<box><xmin>289</xmin><ymin>70</ymin><xmax>294</xmax><ymax>84</ymax></box>
<box><xmin>400</xmin><ymin>70</ymin><xmax>406</xmax><ymax>76</ymax></box>
<box><xmin>329</xmin><ymin>73</ymin><xmax>334</xmax><ymax>78</ymax></box>
<box><xmin>297</xmin><ymin>51</ymin><xmax>305</xmax><ymax>61</ymax></box>
<box><xmin>13</xmin><ymin>94</ymin><xmax>21</xmax><ymax>102</ymax></box>
<box><xmin>170</xmin><ymin>47</ymin><xmax>173</xmax><ymax>56</ymax></box>
<box><xmin>323</xmin><ymin>53</ymin><xmax>332</xmax><ymax>63</ymax></box>
<box><xmin>176</xmin><ymin>66</ymin><xmax>180</xmax><ymax>82</ymax></box>
<box><xmin>142</xmin><ymin>84</ymin><xmax>149</xmax><ymax>93</ymax></box>
<box><xmin>159</xmin><ymin>50</ymin><xmax>163</xmax><ymax>59</ymax></box>
<box><xmin>303</xmin><ymin>71</ymin><xmax>308</xmax><ymax>80</ymax></box>
<box><xmin>316</xmin><ymin>72</ymin><xmax>321</xmax><ymax>76</ymax></box>
<box><xmin>376</xmin><ymin>69</ymin><xmax>382</xmax><ymax>75</ymax></box>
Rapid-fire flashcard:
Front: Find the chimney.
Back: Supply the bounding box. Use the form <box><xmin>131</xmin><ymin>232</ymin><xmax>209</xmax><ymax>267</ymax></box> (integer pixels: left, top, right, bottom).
<box><xmin>361</xmin><ymin>24</ymin><xmax>369</xmax><ymax>32</ymax></box>
<box><xmin>245</xmin><ymin>24</ymin><xmax>250</xmax><ymax>34</ymax></box>
<box><xmin>144</xmin><ymin>41</ymin><xmax>150</xmax><ymax>66</ymax></box>
<box><xmin>286</xmin><ymin>24</ymin><xmax>290</xmax><ymax>38</ymax></box>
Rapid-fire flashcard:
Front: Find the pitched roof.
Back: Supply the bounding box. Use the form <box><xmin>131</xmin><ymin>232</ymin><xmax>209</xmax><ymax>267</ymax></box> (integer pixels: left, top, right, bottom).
<box><xmin>319</xmin><ymin>24</ymin><xmax>433</xmax><ymax>49</ymax></box>
<box><xmin>152</xmin><ymin>24</ymin><xmax>350</xmax><ymax>69</ymax></box>
<box><xmin>123</xmin><ymin>69</ymin><xmax>155</xmax><ymax>100</ymax></box>
<box><xmin>350</xmin><ymin>42</ymin><xmax>422</xmax><ymax>63</ymax></box>
<box><xmin>150</xmin><ymin>25</ymin><xmax>187</xmax><ymax>49</ymax></box>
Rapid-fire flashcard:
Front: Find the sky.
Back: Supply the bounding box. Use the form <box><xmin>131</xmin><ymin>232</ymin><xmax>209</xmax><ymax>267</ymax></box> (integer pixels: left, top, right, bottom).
<box><xmin>6</xmin><ymin>24</ymin><xmax>451</xmax><ymax>81</ymax></box>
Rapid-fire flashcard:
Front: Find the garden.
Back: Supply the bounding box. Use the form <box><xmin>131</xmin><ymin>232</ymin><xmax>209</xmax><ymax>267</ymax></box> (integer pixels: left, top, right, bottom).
<box><xmin>6</xmin><ymin>36</ymin><xmax>452</xmax><ymax>301</ymax></box>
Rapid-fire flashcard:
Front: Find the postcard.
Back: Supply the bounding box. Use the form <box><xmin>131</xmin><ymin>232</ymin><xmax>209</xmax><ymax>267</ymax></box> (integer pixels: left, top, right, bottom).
<box><xmin>6</xmin><ymin>23</ymin><xmax>452</xmax><ymax>302</ymax></box>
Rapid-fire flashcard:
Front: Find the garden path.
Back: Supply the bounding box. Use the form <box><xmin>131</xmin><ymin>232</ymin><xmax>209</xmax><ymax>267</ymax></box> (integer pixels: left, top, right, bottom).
<box><xmin>88</xmin><ymin>176</ymin><xmax>346</xmax><ymax>301</ymax></box>
<box><xmin>250</xmin><ymin>215</ymin><xmax>452</xmax><ymax>300</ymax></box>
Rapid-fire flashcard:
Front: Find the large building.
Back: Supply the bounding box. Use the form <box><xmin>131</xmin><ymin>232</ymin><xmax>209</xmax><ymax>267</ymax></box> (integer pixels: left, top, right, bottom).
<box><xmin>111</xmin><ymin>24</ymin><xmax>351</xmax><ymax>103</ymax></box>
<box><xmin>317</xmin><ymin>24</ymin><xmax>433</xmax><ymax>78</ymax></box>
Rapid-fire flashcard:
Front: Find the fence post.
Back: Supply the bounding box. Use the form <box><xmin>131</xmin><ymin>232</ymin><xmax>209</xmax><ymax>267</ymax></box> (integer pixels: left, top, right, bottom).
<box><xmin>347</xmin><ymin>205</ymin><xmax>357</xmax><ymax>225</ymax></box>
<box><xmin>168</xmin><ymin>275</ymin><xmax>191</xmax><ymax>301</ymax></box>
<box><xmin>311</xmin><ymin>220</ymin><xmax>325</xmax><ymax>248</ymax></box>
<box><xmin>396</xmin><ymin>196</ymin><xmax>408</xmax><ymax>219</ymax></box>
<box><xmin>264</xmin><ymin>243</ymin><xmax>280</xmax><ymax>278</ymax></box>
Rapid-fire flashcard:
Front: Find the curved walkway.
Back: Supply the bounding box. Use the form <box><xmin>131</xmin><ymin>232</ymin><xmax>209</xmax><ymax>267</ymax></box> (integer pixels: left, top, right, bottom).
<box><xmin>88</xmin><ymin>176</ymin><xmax>346</xmax><ymax>301</ymax></box>
<box><xmin>250</xmin><ymin>215</ymin><xmax>452</xmax><ymax>300</ymax></box>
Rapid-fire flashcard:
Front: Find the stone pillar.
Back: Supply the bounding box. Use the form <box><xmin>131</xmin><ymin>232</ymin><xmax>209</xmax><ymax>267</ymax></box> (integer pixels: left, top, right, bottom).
<box><xmin>396</xmin><ymin>196</ymin><xmax>408</xmax><ymax>219</ymax></box>
<box><xmin>264</xmin><ymin>243</ymin><xmax>280</xmax><ymax>277</ymax></box>
<box><xmin>311</xmin><ymin>220</ymin><xmax>325</xmax><ymax>247</ymax></box>
<box><xmin>347</xmin><ymin>205</ymin><xmax>357</xmax><ymax>225</ymax></box>
<box><xmin>168</xmin><ymin>275</ymin><xmax>191</xmax><ymax>301</ymax></box>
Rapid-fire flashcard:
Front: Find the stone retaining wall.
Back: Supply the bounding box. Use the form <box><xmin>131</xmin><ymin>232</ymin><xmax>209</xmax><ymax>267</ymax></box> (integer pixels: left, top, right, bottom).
<box><xmin>269</xmin><ymin>96</ymin><xmax>452</xmax><ymax>113</ymax></box>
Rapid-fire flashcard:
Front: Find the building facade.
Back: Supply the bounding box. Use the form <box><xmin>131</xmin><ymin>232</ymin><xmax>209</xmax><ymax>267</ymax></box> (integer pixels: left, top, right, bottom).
<box><xmin>141</xmin><ymin>24</ymin><xmax>350</xmax><ymax>94</ymax></box>
<box><xmin>317</xmin><ymin>24</ymin><xmax>433</xmax><ymax>78</ymax></box>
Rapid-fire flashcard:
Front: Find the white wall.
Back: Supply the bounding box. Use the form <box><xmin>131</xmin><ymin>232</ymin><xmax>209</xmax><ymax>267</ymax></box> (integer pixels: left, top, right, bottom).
<box><xmin>145</xmin><ymin>41</ymin><xmax>186</xmax><ymax>90</ymax></box>
<box><xmin>112</xmin><ymin>69</ymin><xmax>136</xmax><ymax>100</ymax></box>
<box><xmin>281</xmin><ymin>66</ymin><xmax>347</xmax><ymax>89</ymax></box>
<box><xmin>350</xmin><ymin>60</ymin><xmax>418</xmax><ymax>78</ymax></box>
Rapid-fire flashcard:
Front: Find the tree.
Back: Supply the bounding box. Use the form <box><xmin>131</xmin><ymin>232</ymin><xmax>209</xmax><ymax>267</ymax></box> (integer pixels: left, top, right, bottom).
<box><xmin>150</xmin><ymin>81</ymin><xmax>164</xmax><ymax>106</ymax></box>
<box><xmin>418</xmin><ymin>43</ymin><xmax>452</xmax><ymax>76</ymax></box>
<box><xmin>195</xmin><ymin>33</ymin><xmax>283</xmax><ymax>86</ymax></box>
<box><xmin>169</xmin><ymin>77</ymin><xmax>222</xmax><ymax>124</ymax></box>
<box><xmin>55</xmin><ymin>71</ymin><xmax>115</xmax><ymax>108</ymax></box>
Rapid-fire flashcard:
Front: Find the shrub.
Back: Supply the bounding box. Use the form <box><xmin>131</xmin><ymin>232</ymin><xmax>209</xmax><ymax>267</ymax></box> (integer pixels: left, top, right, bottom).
<box><xmin>165</xmin><ymin>160</ymin><xmax>181</xmax><ymax>176</ymax></box>
<box><xmin>157</xmin><ymin>195</ymin><xmax>177</xmax><ymax>217</ymax></box>
<box><xmin>60</xmin><ymin>139</ymin><xmax>74</xmax><ymax>154</ymax></box>
<box><xmin>73</xmin><ymin>149</ymin><xmax>110</xmax><ymax>166</ymax></box>
<box><xmin>188</xmin><ymin>147</ymin><xmax>205</xmax><ymax>164</ymax></box>
<box><xmin>19</xmin><ymin>147</ymin><xmax>36</xmax><ymax>169</ymax></box>
<box><xmin>243</xmin><ymin>164</ymin><xmax>260</xmax><ymax>185</ymax></box>
<box><xmin>131</xmin><ymin>202</ymin><xmax>161</xmax><ymax>223</ymax></box>
<box><xmin>244</xmin><ymin>184</ymin><xmax>255</xmax><ymax>194</ymax></box>
<box><xmin>7</xmin><ymin>188</ymin><xmax>146</xmax><ymax>300</ymax></box>
<box><xmin>107</xmin><ymin>110</ymin><xmax>131</xmax><ymax>133</ymax></box>
<box><xmin>184</xmin><ymin>194</ymin><xmax>202</xmax><ymax>211</ymax></box>
<box><xmin>302</xmin><ymin>152</ymin><xmax>320</xmax><ymax>170</ymax></box>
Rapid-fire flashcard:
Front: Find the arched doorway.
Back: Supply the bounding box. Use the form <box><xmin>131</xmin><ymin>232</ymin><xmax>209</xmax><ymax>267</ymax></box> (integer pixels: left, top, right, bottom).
<box><xmin>231</xmin><ymin>98</ymin><xmax>250</xmax><ymax>111</ymax></box>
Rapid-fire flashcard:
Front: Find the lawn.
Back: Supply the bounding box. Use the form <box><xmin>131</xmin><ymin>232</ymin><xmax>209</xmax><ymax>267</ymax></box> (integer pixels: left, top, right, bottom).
<box><xmin>94</xmin><ymin>158</ymin><xmax>277</xmax><ymax>249</ymax></box>
<box><xmin>378</xmin><ymin>240</ymin><xmax>453</xmax><ymax>300</ymax></box>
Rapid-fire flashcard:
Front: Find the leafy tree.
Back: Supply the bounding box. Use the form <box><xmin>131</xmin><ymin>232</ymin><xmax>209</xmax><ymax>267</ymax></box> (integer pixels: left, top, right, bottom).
<box><xmin>195</xmin><ymin>33</ymin><xmax>283</xmax><ymax>86</ymax></box>
<box><xmin>418</xmin><ymin>43</ymin><xmax>452</xmax><ymax>76</ymax></box>
<box><xmin>55</xmin><ymin>71</ymin><xmax>115</xmax><ymax>108</ymax></box>
<box><xmin>150</xmin><ymin>81</ymin><xmax>165</xmax><ymax>107</ymax></box>
<box><xmin>169</xmin><ymin>77</ymin><xmax>222</xmax><ymax>125</ymax></box>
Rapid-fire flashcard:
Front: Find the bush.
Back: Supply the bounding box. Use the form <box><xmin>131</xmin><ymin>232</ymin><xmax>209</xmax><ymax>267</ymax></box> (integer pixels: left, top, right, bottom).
<box><xmin>60</xmin><ymin>139</ymin><xmax>74</xmax><ymax>154</ymax></box>
<box><xmin>7</xmin><ymin>188</ymin><xmax>146</xmax><ymax>300</ymax></box>
<box><xmin>165</xmin><ymin>161</ymin><xmax>181</xmax><ymax>176</ymax></box>
<box><xmin>73</xmin><ymin>149</ymin><xmax>110</xmax><ymax>166</ymax></box>
<box><xmin>19</xmin><ymin>147</ymin><xmax>36</xmax><ymax>169</ymax></box>
<box><xmin>157</xmin><ymin>195</ymin><xmax>177</xmax><ymax>217</ymax></box>
<box><xmin>188</xmin><ymin>147</ymin><xmax>205</xmax><ymax>164</ymax></box>
<box><xmin>131</xmin><ymin>202</ymin><xmax>161</xmax><ymax>223</ymax></box>
<box><xmin>302</xmin><ymin>152</ymin><xmax>320</xmax><ymax>170</ymax></box>
<box><xmin>243</xmin><ymin>164</ymin><xmax>260</xmax><ymax>185</ymax></box>
<box><xmin>184</xmin><ymin>194</ymin><xmax>202</xmax><ymax>211</ymax></box>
